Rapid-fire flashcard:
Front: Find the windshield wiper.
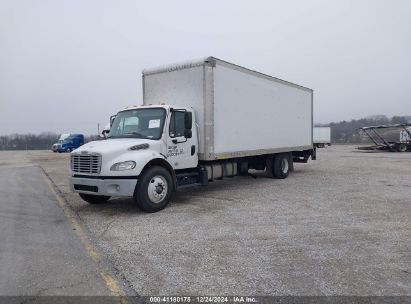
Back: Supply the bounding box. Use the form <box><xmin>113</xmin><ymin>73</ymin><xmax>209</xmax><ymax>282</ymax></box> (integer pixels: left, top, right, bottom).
<box><xmin>123</xmin><ymin>132</ymin><xmax>145</xmax><ymax>138</ymax></box>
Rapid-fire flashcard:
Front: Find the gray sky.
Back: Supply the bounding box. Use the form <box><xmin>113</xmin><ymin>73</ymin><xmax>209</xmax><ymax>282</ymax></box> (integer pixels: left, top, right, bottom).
<box><xmin>1</xmin><ymin>0</ymin><xmax>410</xmax><ymax>135</ymax></box>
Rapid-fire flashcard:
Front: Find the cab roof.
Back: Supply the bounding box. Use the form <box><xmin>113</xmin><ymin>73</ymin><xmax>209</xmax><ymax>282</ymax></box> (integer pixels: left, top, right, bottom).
<box><xmin>120</xmin><ymin>104</ymin><xmax>190</xmax><ymax>112</ymax></box>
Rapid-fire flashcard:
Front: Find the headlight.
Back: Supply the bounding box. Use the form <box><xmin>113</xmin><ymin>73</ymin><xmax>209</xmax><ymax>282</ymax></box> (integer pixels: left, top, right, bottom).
<box><xmin>110</xmin><ymin>161</ymin><xmax>136</xmax><ymax>171</ymax></box>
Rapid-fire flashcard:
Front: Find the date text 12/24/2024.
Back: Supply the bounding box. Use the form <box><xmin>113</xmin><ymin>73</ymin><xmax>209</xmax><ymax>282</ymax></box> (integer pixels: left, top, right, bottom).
<box><xmin>149</xmin><ymin>296</ymin><xmax>257</xmax><ymax>303</ymax></box>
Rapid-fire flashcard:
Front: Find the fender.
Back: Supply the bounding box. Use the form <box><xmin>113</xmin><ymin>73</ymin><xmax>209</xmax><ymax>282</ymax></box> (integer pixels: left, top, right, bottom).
<box><xmin>101</xmin><ymin>149</ymin><xmax>167</xmax><ymax>177</ymax></box>
<box><xmin>140</xmin><ymin>158</ymin><xmax>177</xmax><ymax>190</ymax></box>
<box><xmin>106</xmin><ymin>149</ymin><xmax>177</xmax><ymax>189</ymax></box>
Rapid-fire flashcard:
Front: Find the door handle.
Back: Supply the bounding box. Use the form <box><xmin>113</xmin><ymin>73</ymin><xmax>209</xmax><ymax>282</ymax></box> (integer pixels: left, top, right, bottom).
<box><xmin>172</xmin><ymin>138</ymin><xmax>187</xmax><ymax>144</ymax></box>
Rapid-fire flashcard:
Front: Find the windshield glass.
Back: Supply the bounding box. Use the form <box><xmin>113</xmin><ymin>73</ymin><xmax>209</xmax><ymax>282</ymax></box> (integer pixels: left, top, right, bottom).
<box><xmin>108</xmin><ymin>108</ymin><xmax>166</xmax><ymax>140</ymax></box>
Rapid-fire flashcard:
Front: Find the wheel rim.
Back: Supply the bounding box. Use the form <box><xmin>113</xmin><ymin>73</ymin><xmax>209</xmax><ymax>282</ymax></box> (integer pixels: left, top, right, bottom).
<box><xmin>281</xmin><ymin>158</ymin><xmax>289</xmax><ymax>174</ymax></box>
<box><xmin>147</xmin><ymin>175</ymin><xmax>168</xmax><ymax>204</ymax></box>
<box><xmin>399</xmin><ymin>144</ymin><xmax>407</xmax><ymax>152</ymax></box>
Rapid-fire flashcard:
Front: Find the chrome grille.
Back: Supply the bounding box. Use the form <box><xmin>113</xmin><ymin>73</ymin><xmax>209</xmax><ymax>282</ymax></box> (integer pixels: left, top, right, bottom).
<box><xmin>71</xmin><ymin>153</ymin><xmax>101</xmax><ymax>174</ymax></box>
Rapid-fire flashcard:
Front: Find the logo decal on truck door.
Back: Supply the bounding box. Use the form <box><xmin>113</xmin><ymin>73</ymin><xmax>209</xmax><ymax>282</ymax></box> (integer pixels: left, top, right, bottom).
<box><xmin>167</xmin><ymin>145</ymin><xmax>184</xmax><ymax>157</ymax></box>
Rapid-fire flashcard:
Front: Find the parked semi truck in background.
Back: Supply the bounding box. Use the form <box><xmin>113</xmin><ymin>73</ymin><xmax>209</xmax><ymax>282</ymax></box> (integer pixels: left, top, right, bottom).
<box><xmin>313</xmin><ymin>127</ymin><xmax>331</xmax><ymax>148</ymax></box>
<box><xmin>52</xmin><ymin>133</ymin><xmax>70</xmax><ymax>152</ymax></box>
<box><xmin>69</xmin><ymin>57</ymin><xmax>315</xmax><ymax>212</ymax></box>
<box><xmin>53</xmin><ymin>134</ymin><xmax>84</xmax><ymax>152</ymax></box>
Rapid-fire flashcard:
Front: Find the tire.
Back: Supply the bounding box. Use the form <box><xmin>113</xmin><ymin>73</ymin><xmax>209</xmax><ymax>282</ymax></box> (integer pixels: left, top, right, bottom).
<box><xmin>273</xmin><ymin>153</ymin><xmax>290</xmax><ymax>179</ymax></box>
<box><xmin>397</xmin><ymin>143</ymin><xmax>408</xmax><ymax>152</ymax></box>
<box><xmin>134</xmin><ymin>166</ymin><xmax>173</xmax><ymax>212</ymax></box>
<box><xmin>266</xmin><ymin>156</ymin><xmax>274</xmax><ymax>178</ymax></box>
<box><xmin>79</xmin><ymin>193</ymin><xmax>110</xmax><ymax>204</ymax></box>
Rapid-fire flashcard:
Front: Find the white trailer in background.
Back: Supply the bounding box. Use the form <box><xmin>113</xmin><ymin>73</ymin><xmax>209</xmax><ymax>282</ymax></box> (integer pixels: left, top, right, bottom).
<box><xmin>313</xmin><ymin>127</ymin><xmax>331</xmax><ymax>148</ymax></box>
<box><xmin>69</xmin><ymin>57</ymin><xmax>315</xmax><ymax>212</ymax></box>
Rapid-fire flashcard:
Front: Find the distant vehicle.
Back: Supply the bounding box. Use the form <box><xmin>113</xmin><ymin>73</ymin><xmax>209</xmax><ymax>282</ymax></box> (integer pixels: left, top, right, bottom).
<box><xmin>52</xmin><ymin>134</ymin><xmax>71</xmax><ymax>152</ymax></box>
<box><xmin>313</xmin><ymin>127</ymin><xmax>331</xmax><ymax>148</ymax></box>
<box><xmin>358</xmin><ymin>124</ymin><xmax>411</xmax><ymax>152</ymax></box>
<box><xmin>54</xmin><ymin>134</ymin><xmax>84</xmax><ymax>153</ymax></box>
<box><xmin>400</xmin><ymin>127</ymin><xmax>411</xmax><ymax>142</ymax></box>
<box><xmin>69</xmin><ymin>57</ymin><xmax>316</xmax><ymax>212</ymax></box>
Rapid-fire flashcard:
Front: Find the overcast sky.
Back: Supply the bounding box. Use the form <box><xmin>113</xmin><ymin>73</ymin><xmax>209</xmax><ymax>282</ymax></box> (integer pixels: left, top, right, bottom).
<box><xmin>1</xmin><ymin>0</ymin><xmax>410</xmax><ymax>135</ymax></box>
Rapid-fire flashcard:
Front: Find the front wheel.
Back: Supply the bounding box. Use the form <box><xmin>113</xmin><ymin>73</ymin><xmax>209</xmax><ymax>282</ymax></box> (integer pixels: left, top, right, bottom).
<box><xmin>79</xmin><ymin>193</ymin><xmax>110</xmax><ymax>204</ymax></box>
<box><xmin>134</xmin><ymin>166</ymin><xmax>173</xmax><ymax>212</ymax></box>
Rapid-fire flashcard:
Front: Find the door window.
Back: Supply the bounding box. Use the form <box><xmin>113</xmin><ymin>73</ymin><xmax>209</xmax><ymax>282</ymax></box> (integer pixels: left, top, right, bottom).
<box><xmin>169</xmin><ymin>111</ymin><xmax>185</xmax><ymax>138</ymax></box>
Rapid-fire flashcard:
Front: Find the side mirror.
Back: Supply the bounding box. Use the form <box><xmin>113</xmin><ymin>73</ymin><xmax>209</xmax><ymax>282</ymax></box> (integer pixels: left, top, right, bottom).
<box><xmin>101</xmin><ymin>129</ymin><xmax>109</xmax><ymax>139</ymax></box>
<box><xmin>184</xmin><ymin>112</ymin><xmax>192</xmax><ymax>130</ymax></box>
<box><xmin>184</xmin><ymin>129</ymin><xmax>192</xmax><ymax>139</ymax></box>
<box><xmin>110</xmin><ymin>115</ymin><xmax>116</xmax><ymax>127</ymax></box>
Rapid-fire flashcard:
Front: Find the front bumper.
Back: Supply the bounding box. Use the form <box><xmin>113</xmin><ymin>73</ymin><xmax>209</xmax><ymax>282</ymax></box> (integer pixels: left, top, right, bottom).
<box><xmin>69</xmin><ymin>175</ymin><xmax>137</xmax><ymax>197</ymax></box>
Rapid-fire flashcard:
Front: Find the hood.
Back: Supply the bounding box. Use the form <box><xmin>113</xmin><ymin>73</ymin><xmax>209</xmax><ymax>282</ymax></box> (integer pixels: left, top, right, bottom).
<box><xmin>73</xmin><ymin>138</ymin><xmax>155</xmax><ymax>155</ymax></box>
<box><xmin>71</xmin><ymin>138</ymin><xmax>163</xmax><ymax>176</ymax></box>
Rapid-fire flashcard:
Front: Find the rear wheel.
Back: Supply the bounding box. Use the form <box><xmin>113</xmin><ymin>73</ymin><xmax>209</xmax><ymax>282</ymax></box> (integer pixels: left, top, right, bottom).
<box><xmin>266</xmin><ymin>156</ymin><xmax>274</xmax><ymax>178</ymax></box>
<box><xmin>79</xmin><ymin>193</ymin><xmax>110</xmax><ymax>204</ymax></box>
<box><xmin>134</xmin><ymin>166</ymin><xmax>173</xmax><ymax>212</ymax></box>
<box><xmin>273</xmin><ymin>153</ymin><xmax>290</xmax><ymax>179</ymax></box>
<box><xmin>397</xmin><ymin>143</ymin><xmax>408</xmax><ymax>152</ymax></box>
<box><xmin>266</xmin><ymin>153</ymin><xmax>291</xmax><ymax>179</ymax></box>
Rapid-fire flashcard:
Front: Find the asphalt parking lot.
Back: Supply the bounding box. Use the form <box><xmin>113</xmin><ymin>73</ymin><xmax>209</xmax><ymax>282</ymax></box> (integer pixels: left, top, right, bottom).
<box><xmin>2</xmin><ymin>146</ymin><xmax>411</xmax><ymax>296</ymax></box>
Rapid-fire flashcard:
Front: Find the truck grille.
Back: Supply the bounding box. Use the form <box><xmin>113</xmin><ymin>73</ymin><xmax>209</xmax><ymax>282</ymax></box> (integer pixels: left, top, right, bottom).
<box><xmin>71</xmin><ymin>153</ymin><xmax>101</xmax><ymax>174</ymax></box>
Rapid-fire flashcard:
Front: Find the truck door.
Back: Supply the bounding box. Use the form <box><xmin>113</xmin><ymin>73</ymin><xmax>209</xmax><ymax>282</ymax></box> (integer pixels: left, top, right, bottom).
<box><xmin>167</xmin><ymin>110</ymin><xmax>198</xmax><ymax>169</ymax></box>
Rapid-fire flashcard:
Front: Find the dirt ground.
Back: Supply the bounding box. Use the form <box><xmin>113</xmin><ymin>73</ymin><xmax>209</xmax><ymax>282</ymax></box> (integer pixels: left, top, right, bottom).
<box><xmin>24</xmin><ymin>145</ymin><xmax>411</xmax><ymax>295</ymax></box>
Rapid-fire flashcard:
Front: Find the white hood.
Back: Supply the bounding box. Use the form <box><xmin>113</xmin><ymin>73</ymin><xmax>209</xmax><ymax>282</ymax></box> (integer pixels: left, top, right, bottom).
<box><xmin>71</xmin><ymin>138</ymin><xmax>164</xmax><ymax>176</ymax></box>
<box><xmin>74</xmin><ymin>138</ymin><xmax>155</xmax><ymax>155</ymax></box>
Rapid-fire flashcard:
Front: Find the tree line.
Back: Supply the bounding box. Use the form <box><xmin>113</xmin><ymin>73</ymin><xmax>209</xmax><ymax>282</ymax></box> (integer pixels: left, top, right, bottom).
<box><xmin>316</xmin><ymin>115</ymin><xmax>411</xmax><ymax>143</ymax></box>
<box><xmin>0</xmin><ymin>133</ymin><xmax>99</xmax><ymax>150</ymax></box>
<box><xmin>1</xmin><ymin>115</ymin><xmax>410</xmax><ymax>150</ymax></box>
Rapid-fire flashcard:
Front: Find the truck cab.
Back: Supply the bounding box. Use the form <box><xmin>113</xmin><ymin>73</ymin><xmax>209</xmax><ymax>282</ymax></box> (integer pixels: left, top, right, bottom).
<box><xmin>52</xmin><ymin>133</ymin><xmax>70</xmax><ymax>152</ymax></box>
<box><xmin>69</xmin><ymin>105</ymin><xmax>198</xmax><ymax>212</ymax></box>
<box><xmin>56</xmin><ymin>134</ymin><xmax>84</xmax><ymax>152</ymax></box>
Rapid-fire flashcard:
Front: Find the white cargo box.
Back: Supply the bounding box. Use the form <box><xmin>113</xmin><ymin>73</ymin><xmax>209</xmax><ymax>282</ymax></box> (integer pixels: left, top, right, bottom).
<box><xmin>313</xmin><ymin>127</ymin><xmax>331</xmax><ymax>144</ymax></box>
<box><xmin>143</xmin><ymin>57</ymin><xmax>313</xmax><ymax>161</ymax></box>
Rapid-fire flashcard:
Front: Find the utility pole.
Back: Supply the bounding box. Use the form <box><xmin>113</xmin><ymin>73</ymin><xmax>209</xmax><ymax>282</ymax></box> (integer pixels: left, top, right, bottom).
<box><xmin>97</xmin><ymin>123</ymin><xmax>100</xmax><ymax>135</ymax></box>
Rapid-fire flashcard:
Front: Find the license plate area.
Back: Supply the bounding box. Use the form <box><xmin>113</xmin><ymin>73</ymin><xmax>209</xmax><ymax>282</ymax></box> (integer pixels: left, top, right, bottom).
<box><xmin>74</xmin><ymin>184</ymin><xmax>98</xmax><ymax>192</ymax></box>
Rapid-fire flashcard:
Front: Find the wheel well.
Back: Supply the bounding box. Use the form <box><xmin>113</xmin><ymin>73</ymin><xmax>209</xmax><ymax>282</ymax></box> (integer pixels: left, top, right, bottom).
<box><xmin>141</xmin><ymin>158</ymin><xmax>176</xmax><ymax>190</ymax></box>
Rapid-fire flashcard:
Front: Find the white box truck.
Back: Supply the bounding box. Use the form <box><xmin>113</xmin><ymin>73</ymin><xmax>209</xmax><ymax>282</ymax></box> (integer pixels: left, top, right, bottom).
<box><xmin>313</xmin><ymin>127</ymin><xmax>331</xmax><ymax>148</ymax></box>
<box><xmin>69</xmin><ymin>57</ymin><xmax>315</xmax><ymax>212</ymax></box>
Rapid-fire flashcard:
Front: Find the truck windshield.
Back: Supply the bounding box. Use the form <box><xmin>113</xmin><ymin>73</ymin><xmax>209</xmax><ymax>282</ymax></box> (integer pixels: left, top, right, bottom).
<box><xmin>108</xmin><ymin>108</ymin><xmax>166</xmax><ymax>140</ymax></box>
